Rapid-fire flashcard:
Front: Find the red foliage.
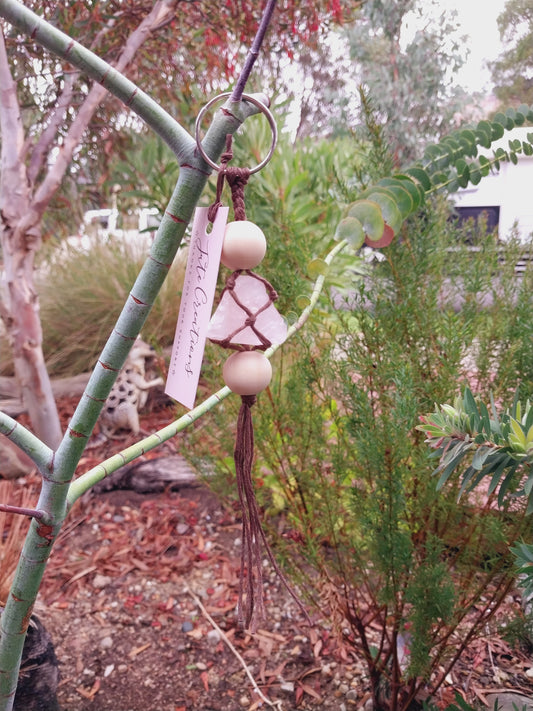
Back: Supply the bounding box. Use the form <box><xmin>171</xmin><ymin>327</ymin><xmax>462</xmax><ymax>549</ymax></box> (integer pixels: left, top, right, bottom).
<box><xmin>14</xmin><ymin>0</ymin><xmax>356</xmax><ymax>88</ymax></box>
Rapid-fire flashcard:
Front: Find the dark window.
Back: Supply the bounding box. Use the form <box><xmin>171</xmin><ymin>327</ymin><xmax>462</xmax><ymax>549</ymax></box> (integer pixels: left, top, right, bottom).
<box><xmin>454</xmin><ymin>206</ymin><xmax>500</xmax><ymax>232</ymax></box>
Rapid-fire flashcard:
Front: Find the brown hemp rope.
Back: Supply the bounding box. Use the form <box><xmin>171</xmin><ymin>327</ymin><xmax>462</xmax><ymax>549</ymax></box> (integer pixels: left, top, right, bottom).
<box><xmin>209</xmin><ymin>270</ymin><xmax>278</xmax><ymax>352</ymax></box>
<box><xmin>235</xmin><ymin>394</ymin><xmax>312</xmax><ymax>632</ymax></box>
<box><xmin>225</xmin><ymin>166</ymin><xmax>250</xmax><ymax>221</ymax></box>
<box><xmin>207</xmin><ymin>134</ymin><xmax>310</xmax><ymax>631</ymax></box>
<box><xmin>207</xmin><ymin>134</ymin><xmax>234</xmax><ymax>223</ymax></box>
<box><xmin>207</xmin><ymin>135</ymin><xmax>251</xmax><ymax>223</ymax></box>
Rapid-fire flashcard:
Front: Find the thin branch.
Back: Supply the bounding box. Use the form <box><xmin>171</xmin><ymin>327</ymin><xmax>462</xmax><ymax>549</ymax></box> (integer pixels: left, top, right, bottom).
<box><xmin>186</xmin><ymin>585</ymin><xmax>284</xmax><ymax>711</ymax></box>
<box><xmin>0</xmin><ymin>25</ymin><xmax>24</xmax><ymax>183</ymax></box>
<box><xmin>231</xmin><ymin>0</ymin><xmax>277</xmax><ymax>102</ymax></box>
<box><xmin>28</xmin><ymin>69</ymin><xmax>79</xmax><ymax>185</ymax></box>
<box><xmin>0</xmin><ymin>411</ymin><xmax>53</xmax><ymax>472</ymax></box>
<box><xmin>27</xmin><ymin>0</ymin><xmax>187</xmax><ymax>226</ymax></box>
<box><xmin>0</xmin><ymin>0</ymin><xmax>194</xmax><ymax>162</ymax></box>
<box><xmin>0</xmin><ymin>504</ymin><xmax>45</xmax><ymax>520</ymax></box>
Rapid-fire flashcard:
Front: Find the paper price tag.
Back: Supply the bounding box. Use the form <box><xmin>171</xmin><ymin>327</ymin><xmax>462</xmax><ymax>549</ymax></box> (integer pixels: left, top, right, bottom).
<box><xmin>165</xmin><ymin>206</ymin><xmax>228</xmax><ymax>409</ymax></box>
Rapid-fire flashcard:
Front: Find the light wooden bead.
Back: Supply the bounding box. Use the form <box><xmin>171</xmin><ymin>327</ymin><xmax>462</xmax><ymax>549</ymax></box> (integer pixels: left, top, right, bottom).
<box><xmin>221</xmin><ymin>221</ymin><xmax>267</xmax><ymax>270</ymax></box>
<box><xmin>223</xmin><ymin>351</ymin><xmax>272</xmax><ymax>395</ymax></box>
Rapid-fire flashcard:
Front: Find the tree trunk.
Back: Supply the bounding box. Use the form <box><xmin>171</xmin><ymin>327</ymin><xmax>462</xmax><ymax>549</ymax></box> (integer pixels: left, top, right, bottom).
<box><xmin>0</xmin><ymin>27</ymin><xmax>62</xmax><ymax>448</ymax></box>
<box><xmin>0</xmin><ymin>1</ymin><xmax>176</xmax><ymax>448</ymax></box>
<box><xmin>0</xmin><ymin>212</ymin><xmax>62</xmax><ymax>448</ymax></box>
<box><xmin>1</xmin><ymin>252</ymin><xmax>62</xmax><ymax>449</ymax></box>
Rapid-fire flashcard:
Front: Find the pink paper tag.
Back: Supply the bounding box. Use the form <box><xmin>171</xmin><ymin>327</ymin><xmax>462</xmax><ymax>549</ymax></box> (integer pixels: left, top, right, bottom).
<box><xmin>165</xmin><ymin>206</ymin><xmax>228</xmax><ymax>409</ymax></box>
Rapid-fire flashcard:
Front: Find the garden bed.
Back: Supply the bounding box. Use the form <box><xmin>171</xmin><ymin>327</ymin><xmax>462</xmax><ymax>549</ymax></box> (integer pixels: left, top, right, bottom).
<box><xmin>8</xmin><ymin>398</ymin><xmax>533</xmax><ymax>710</ymax></box>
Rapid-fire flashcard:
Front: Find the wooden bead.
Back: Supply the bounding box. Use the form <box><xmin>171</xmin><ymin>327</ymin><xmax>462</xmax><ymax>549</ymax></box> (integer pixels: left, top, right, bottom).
<box><xmin>223</xmin><ymin>351</ymin><xmax>272</xmax><ymax>395</ymax></box>
<box><xmin>221</xmin><ymin>221</ymin><xmax>267</xmax><ymax>270</ymax></box>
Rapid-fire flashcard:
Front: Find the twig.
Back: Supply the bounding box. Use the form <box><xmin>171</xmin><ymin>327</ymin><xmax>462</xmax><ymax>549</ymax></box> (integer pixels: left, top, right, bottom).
<box><xmin>0</xmin><ymin>411</ymin><xmax>53</xmax><ymax>471</ymax></box>
<box><xmin>0</xmin><ymin>504</ymin><xmax>45</xmax><ymax>520</ymax></box>
<box><xmin>185</xmin><ymin>585</ymin><xmax>284</xmax><ymax>711</ymax></box>
<box><xmin>231</xmin><ymin>0</ymin><xmax>277</xmax><ymax>102</ymax></box>
<box><xmin>486</xmin><ymin>624</ymin><xmax>496</xmax><ymax>676</ymax></box>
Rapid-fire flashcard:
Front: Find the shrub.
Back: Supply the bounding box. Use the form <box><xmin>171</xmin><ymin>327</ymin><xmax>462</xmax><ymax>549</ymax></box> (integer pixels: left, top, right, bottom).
<box><xmin>191</xmin><ymin>192</ymin><xmax>532</xmax><ymax>710</ymax></box>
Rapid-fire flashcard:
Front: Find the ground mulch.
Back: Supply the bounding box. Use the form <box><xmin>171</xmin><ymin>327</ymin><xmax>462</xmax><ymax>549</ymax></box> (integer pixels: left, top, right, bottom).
<box><xmin>7</xmin><ymin>397</ymin><xmax>533</xmax><ymax>710</ymax></box>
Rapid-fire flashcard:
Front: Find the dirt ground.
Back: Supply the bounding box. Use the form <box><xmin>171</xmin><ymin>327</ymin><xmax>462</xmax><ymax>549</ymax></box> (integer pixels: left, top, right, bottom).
<box><xmin>8</xmin><ymin>397</ymin><xmax>533</xmax><ymax>711</ymax></box>
<box><xmin>39</xmin><ymin>484</ymin><xmax>339</xmax><ymax>711</ymax></box>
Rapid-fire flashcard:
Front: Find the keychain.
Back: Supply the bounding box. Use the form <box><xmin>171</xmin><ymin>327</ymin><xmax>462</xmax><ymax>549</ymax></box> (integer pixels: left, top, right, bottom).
<box><xmin>187</xmin><ymin>93</ymin><xmax>310</xmax><ymax>632</ymax></box>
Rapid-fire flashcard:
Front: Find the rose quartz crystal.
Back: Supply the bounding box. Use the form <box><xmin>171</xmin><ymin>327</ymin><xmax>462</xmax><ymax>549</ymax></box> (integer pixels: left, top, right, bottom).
<box><xmin>208</xmin><ymin>273</ymin><xmax>287</xmax><ymax>347</ymax></box>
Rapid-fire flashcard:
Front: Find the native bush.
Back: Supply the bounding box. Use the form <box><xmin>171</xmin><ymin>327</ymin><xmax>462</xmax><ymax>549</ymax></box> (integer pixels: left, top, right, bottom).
<box><xmin>191</xmin><ymin>170</ymin><xmax>531</xmax><ymax>710</ymax></box>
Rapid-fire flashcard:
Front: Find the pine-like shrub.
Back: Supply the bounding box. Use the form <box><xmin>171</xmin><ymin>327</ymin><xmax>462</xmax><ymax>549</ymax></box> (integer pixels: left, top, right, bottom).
<box><xmin>192</xmin><ymin>194</ymin><xmax>532</xmax><ymax>710</ymax></box>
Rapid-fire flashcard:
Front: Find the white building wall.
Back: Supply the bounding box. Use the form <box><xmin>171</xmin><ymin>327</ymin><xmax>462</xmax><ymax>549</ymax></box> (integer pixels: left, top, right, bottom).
<box><xmin>453</xmin><ymin>127</ymin><xmax>533</xmax><ymax>241</ymax></box>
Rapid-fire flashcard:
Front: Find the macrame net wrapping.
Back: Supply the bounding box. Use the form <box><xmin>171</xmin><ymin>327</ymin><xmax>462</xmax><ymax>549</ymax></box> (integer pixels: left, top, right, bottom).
<box><xmin>207</xmin><ymin>270</ymin><xmax>286</xmax><ymax>351</ymax></box>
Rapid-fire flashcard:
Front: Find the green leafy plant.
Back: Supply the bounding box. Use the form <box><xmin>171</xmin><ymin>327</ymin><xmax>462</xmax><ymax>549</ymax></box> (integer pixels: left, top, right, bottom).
<box><xmin>419</xmin><ymin>387</ymin><xmax>533</xmax><ymax>598</ymax></box>
<box><xmin>419</xmin><ymin>388</ymin><xmax>533</xmax><ymax>500</ymax></box>
<box><xmin>192</xmin><ymin>118</ymin><xmax>532</xmax><ymax>709</ymax></box>
<box><xmin>335</xmin><ymin>107</ymin><xmax>533</xmax><ymax>251</ymax></box>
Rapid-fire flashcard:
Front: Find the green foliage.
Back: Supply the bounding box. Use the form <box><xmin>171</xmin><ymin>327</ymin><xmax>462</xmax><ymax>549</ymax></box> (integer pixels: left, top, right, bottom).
<box><xmin>191</xmin><ymin>143</ymin><xmax>529</xmax><ymax>709</ymax></box>
<box><xmin>420</xmin><ymin>378</ymin><xmax>533</xmax><ymax>602</ymax></box>
<box><xmin>418</xmin><ymin>387</ymin><xmax>533</xmax><ymax>510</ymax></box>
<box><xmin>335</xmin><ymin>109</ymin><xmax>533</xmax><ymax>252</ymax></box>
<box><xmin>336</xmin><ymin>105</ymin><xmax>533</xmax><ymax>250</ymax></box>
<box><xmin>511</xmin><ymin>541</ymin><xmax>533</xmax><ymax>600</ymax></box>
<box><xmin>405</xmin><ymin>537</ymin><xmax>455</xmax><ymax>678</ymax></box>
<box><xmin>342</xmin><ymin>0</ymin><xmax>469</xmax><ymax>163</ymax></box>
<box><xmin>490</xmin><ymin>0</ymin><xmax>533</xmax><ymax>108</ymax></box>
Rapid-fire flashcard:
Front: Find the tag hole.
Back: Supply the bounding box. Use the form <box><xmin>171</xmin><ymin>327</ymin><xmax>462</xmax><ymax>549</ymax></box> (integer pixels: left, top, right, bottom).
<box><xmin>205</xmin><ymin>221</ymin><xmax>214</xmax><ymax>234</ymax></box>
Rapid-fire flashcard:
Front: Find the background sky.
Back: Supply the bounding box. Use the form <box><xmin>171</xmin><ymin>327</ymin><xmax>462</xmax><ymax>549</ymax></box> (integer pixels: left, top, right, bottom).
<box><xmin>427</xmin><ymin>0</ymin><xmax>504</xmax><ymax>92</ymax></box>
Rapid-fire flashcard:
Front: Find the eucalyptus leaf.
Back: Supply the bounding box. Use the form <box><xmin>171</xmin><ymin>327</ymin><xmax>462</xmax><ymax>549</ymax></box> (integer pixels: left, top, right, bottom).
<box><xmin>335</xmin><ymin>216</ymin><xmax>366</xmax><ymax>249</ymax></box>
<box><xmin>491</xmin><ymin>122</ymin><xmax>504</xmax><ymax>140</ymax></box>
<box><xmin>296</xmin><ymin>294</ymin><xmax>311</xmax><ymax>310</ymax></box>
<box><xmin>505</xmin><ymin>107</ymin><xmax>517</xmax><ymax>121</ymax></box>
<box><xmin>376</xmin><ymin>181</ymin><xmax>414</xmax><ymax>218</ymax></box>
<box><xmin>478</xmin><ymin>155</ymin><xmax>491</xmax><ymax>176</ymax></box>
<box><xmin>379</xmin><ymin>177</ymin><xmax>420</xmax><ymax>213</ymax></box>
<box><xmin>307</xmin><ymin>258</ymin><xmax>329</xmax><ymax>279</ymax></box>
<box><xmin>405</xmin><ymin>166</ymin><xmax>431</xmax><ymax>191</ymax></box>
<box><xmin>393</xmin><ymin>174</ymin><xmax>425</xmax><ymax>205</ymax></box>
<box><xmin>347</xmin><ymin>200</ymin><xmax>385</xmax><ymax>243</ymax></box>
<box><xmin>475</xmin><ymin>130</ymin><xmax>491</xmax><ymax>149</ymax></box>
<box><xmin>469</xmin><ymin>168</ymin><xmax>481</xmax><ymax>185</ymax></box>
<box><xmin>365</xmin><ymin>191</ymin><xmax>403</xmax><ymax>234</ymax></box>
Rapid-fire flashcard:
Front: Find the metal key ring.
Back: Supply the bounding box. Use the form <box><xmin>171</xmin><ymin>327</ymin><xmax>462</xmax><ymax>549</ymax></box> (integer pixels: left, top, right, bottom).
<box><xmin>194</xmin><ymin>92</ymin><xmax>277</xmax><ymax>174</ymax></box>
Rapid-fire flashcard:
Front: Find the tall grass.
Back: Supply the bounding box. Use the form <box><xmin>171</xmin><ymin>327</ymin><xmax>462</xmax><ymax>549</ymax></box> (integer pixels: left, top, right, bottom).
<box><xmin>1</xmin><ymin>237</ymin><xmax>186</xmax><ymax>377</ymax></box>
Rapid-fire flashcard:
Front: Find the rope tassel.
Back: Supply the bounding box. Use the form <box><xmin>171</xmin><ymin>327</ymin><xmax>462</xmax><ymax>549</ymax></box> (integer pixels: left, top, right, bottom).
<box><xmin>234</xmin><ymin>394</ymin><xmax>264</xmax><ymax>630</ymax></box>
<box><xmin>234</xmin><ymin>394</ymin><xmax>311</xmax><ymax>632</ymax></box>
